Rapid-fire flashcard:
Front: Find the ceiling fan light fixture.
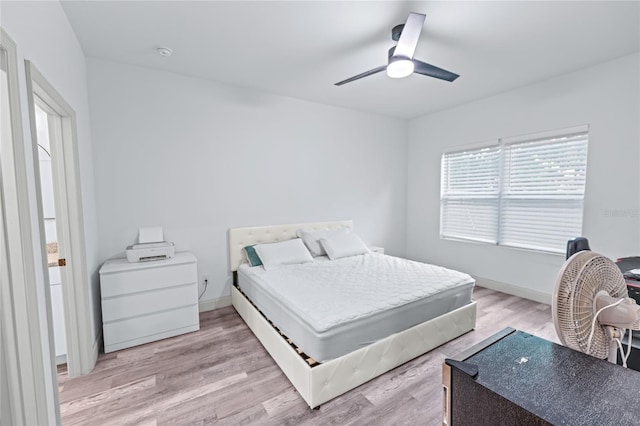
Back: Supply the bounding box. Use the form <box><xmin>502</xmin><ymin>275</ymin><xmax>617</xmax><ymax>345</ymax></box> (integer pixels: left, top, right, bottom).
<box><xmin>386</xmin><ymin>57</ymin><xmax>414</xmax><ymax>78</ymax></box>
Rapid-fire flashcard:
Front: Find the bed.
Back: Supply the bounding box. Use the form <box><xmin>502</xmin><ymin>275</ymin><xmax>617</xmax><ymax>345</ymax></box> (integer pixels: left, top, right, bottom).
<box><xmin>229</xmin><ymin>220</ymin><xmax>477</xmax><ymax>408</ymax></box>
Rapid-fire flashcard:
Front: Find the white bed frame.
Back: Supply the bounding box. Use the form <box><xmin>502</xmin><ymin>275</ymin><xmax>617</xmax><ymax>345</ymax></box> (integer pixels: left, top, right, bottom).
<box><xmin>229</xmin><ymin>220</ymin><xmax>477</xmax><ymax>408</ymax></box>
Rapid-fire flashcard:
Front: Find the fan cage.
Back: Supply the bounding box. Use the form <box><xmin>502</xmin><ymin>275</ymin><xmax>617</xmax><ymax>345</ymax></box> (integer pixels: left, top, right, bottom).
<box><xmin>553</xmin><ymin>251</ymin><xmax>627</xmax><ymax>359</ymax></box>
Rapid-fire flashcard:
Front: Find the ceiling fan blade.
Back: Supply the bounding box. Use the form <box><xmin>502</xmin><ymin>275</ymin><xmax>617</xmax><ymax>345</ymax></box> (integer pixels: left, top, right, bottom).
<box><xmin>413</xmin><ymin>59</ymin><xmax>459</xmax><ymax>82</ymax></box>
<box><xmin>393</xmin><ymin>13</ymin><xmax>426</xmax><ymax>59</ymax></box>
<box><xmin>334</xmin><ymin>65</ymin><xmax>387</xmax><ymax>86</ymax></box>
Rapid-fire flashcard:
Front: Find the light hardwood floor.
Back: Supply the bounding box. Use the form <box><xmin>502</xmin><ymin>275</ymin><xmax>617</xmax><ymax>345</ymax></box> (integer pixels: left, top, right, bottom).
<box><xmin>58</xmin><ymin>287</ymin><xmax>558</xmax><ymax>425</ymax></box>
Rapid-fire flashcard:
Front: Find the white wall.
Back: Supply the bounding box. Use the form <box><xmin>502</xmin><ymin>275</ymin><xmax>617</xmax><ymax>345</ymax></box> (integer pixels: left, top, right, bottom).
<box><xmin>407</xmin><ymin>53</ymin><xmax>640</xmax><ymax>303</ymax></box>
<box><xmin>87</xmin><ymin>58</ymin><xmax>407</xmax><ymax>307</ymax></box>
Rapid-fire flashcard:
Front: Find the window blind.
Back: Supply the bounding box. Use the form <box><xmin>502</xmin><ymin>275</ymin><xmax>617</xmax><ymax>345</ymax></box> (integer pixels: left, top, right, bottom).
<box><xmin>440</xmin><ymin>145</ymin><xmax>500</xmax><ymax>243</ymax></box>
<box><xmin>440</xmin><ymin>127</ymin><xmax>588</xmax><ymax>254</ymax></box>
<box><xmin>500</xmin><ymin>131</ymin><xmax>588</xmax><ymax>253</ymax></box>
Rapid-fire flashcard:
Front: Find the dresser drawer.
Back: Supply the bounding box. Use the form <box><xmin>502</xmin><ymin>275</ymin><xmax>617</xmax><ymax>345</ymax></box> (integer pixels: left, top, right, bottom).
<box><xmin>100</xmin><ymin>262</ymin><xmax>196</xmax><ymax>297</ymax></box>
<box><xmin>103</xmin><ymin>305</ymin><xmax>199</xmax><ymax>350</ymax></box>
<box><xmin>101</xmin><ymin>283</ymin><xmax>198</xmax><ymax>322</ymax></box>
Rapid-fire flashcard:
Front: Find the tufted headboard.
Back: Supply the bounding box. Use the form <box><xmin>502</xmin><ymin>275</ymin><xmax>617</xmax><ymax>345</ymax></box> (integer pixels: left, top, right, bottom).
<box><xmin>228</xmin><ymin>220</ymin><xmax>353</xmax><ymax>272</ymax></box>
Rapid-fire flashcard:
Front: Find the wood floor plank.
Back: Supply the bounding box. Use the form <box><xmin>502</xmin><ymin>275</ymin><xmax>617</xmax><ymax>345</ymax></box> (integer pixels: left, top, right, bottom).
<box><xmin>348</xmin><ymin>390</ymin><xmax>426</xmax><ymax>426</ymax></box>
<box><xmin>59</xmin><ymin>286</ymin><xmax>559</xmax><ymax>424</ymax></box>
<box><xmin>60</xmin><ymin>375</ymin><xmax>156</xmax><ymax>417</ymax></box>
<box><xmin>261</xmin><ymin>387</ymin><xmax>301</xmax><ymax>417</ymax></box>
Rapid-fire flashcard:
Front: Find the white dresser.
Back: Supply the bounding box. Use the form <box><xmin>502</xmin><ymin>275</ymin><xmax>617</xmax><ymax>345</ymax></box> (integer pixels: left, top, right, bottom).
<box><xmin>99</xmin><ymin>251</ymin><xmax>200</xmax><ymax>353</ymax></box>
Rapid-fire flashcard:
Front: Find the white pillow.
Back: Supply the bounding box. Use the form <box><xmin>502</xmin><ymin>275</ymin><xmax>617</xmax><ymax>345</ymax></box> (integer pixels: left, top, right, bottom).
<box><xmin>254</xmin><ymin>239</ymin><xmax>314</xmax><ymax>271</ymax></box>
<box><xmin>297</xmin><ymin>227</ymin><xmax>350</xmax><ymax>257</ymax></box>
<box><xmin>320</xmin><ymin>232</ymin><xmax>371</xmax><ymax>260</ymax></box>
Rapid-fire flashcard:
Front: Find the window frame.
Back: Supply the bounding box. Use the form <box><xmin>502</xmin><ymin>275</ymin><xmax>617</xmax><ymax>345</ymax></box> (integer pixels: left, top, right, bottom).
<box><xmin>440</xmin><ymin>125</ymin><xmax>589</xmax><ymax>254</ymax></box>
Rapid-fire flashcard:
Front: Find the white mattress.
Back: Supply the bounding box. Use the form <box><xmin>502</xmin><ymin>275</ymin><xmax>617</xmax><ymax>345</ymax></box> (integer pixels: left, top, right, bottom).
<box><xmin>237</xmin><ymin>253</ymin><xmax>475</xmax><ymax>362</ymax></box>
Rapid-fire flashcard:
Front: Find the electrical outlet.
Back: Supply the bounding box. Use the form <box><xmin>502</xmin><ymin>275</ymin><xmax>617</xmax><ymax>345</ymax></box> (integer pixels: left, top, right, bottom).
<box><xmin>203</xmin><ymin>273</ymin><xmax>209</xmax><ymax>284</ymax></box>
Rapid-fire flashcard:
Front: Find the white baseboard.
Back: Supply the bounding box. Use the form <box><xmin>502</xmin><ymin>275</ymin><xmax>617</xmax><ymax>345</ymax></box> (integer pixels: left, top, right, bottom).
<box><xmin>199</xmin><ymin>296</ymin><xmax>232</xmax><ymax>312</ymax></box>
<box><xmin>474</xmin><ymin>276</ymin><xmax>552</xmax><ymax>305</ymax></box>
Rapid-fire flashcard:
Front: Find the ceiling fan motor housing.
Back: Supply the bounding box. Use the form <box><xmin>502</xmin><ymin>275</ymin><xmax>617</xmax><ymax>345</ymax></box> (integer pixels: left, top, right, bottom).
<box><xmin>391</xmin><ymin>24</ymin><xmax>404</xmax><ymax>41</ymax></box>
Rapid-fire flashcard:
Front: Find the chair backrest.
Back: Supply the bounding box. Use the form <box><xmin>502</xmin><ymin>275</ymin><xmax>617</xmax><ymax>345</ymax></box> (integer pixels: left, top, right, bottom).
<box><xmin>566</xmin><ymin>237</ymin><xmax>590</xmax><ymax>260</ymax></box>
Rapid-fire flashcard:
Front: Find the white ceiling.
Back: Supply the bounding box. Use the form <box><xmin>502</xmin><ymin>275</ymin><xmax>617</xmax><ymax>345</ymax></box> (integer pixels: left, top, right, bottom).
<box><xmin>61</xmin><ymin>1</ymin><xmax>640</xmax><ymax>119</ymax></box>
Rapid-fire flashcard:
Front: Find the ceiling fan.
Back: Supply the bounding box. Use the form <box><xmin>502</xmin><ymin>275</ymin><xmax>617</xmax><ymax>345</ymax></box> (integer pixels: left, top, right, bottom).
<box><xmin>335</xmin><ymin>13</ymin><xmax>459</xmax><ymax>86</ymax></box>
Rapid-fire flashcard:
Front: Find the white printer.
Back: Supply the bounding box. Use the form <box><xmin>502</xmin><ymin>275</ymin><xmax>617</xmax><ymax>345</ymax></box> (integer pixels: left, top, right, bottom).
<box><xmin>126</xmin><ymin>226</ymin><xmax>175</xmax><ymax>262</ymax></box>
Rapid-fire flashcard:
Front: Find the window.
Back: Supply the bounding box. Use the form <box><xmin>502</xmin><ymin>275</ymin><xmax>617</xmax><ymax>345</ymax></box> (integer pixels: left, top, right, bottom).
<box><xmin>440</xmin><ymin>126</ymin><xmax>588</xmax><ymax>254</ymax></box>
<box><xmin>440</xmin><ymin>145</ymin><xmax>500</xmax><ymax>244</ymax></box>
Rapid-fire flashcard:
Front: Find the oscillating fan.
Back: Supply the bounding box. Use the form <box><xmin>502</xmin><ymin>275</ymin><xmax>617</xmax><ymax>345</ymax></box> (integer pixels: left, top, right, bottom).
<box><xmin>553</xmin><ymin>251</ymin><xmax>640</xmax><ymax>365</ymax></box>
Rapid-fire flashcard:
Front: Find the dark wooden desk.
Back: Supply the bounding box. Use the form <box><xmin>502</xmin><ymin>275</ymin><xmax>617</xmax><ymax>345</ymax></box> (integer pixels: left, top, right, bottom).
<box><xmin>443</xmin><ymin>328</ymin><xmax>640</xmax><ymax>425</ymax></box>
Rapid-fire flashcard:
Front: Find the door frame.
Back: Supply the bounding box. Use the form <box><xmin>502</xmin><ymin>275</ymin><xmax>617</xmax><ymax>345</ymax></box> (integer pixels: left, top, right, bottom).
<box><xmin>25</xmin><ymin>61</ymin><xmax>96</xmax><ymax>377</ymax></box>
<box><xmin>0</xmin><ymin>28</ymin><xmax>59</xmax><ymax>426</ymax></box>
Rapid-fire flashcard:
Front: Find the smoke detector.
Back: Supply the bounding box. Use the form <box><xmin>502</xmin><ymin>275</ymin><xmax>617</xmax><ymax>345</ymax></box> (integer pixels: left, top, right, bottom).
<box><xmin>157</xmin><ymin>47</ymin><xmax>173</xmax><ymax>57</ymax></box>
